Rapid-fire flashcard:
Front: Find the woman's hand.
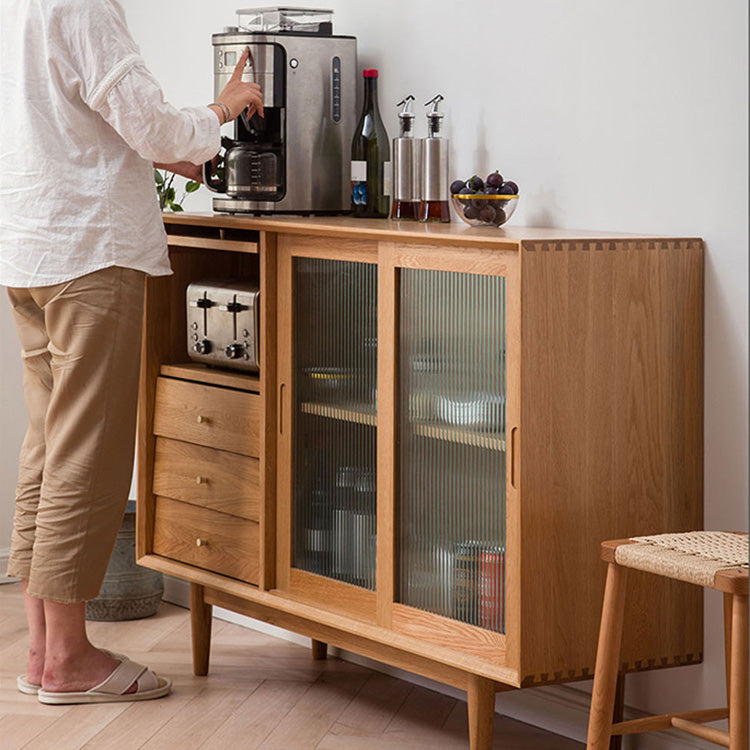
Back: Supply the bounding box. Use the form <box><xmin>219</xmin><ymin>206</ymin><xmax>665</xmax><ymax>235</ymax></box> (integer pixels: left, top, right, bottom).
<box><xmin>154</xmin><ymin>161</ymin><xmax>203</xmax><ymax>183</ymax></box>
<box><xmin>211</xmin><ymin>47</ymin><xmax>264</xmax><ymax>123</ymax></box>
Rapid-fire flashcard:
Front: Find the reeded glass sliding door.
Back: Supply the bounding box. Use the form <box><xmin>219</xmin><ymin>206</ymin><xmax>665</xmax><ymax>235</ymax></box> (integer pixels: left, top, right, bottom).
<box><xmin>291</xmin><ymin>258</ymin><xmax>378</xmax><ymax>590</ymax></box>
<box><xmin>398</xmin><ymin>269</ymin><xmax>507</xmax><ymax>633</ymax></box>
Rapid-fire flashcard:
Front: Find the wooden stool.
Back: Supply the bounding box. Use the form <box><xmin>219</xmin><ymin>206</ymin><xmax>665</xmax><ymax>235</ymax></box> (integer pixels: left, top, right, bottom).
<box><xmin>587</xmin><ymin>532</ymin><xmax>748</xmax><ymax>750</ymax></box>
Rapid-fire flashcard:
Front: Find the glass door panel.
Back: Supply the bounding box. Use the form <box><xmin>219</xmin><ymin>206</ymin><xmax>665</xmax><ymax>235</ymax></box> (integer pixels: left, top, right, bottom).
<box><xmin>398</xmin><ymin>269</ymin><xmax>507</xmax><ymax>632</ymax></box>
<box><xmin>292</xmin><ymin>258</ymin><xmax>377</xmax><ymax>590</ymax></box>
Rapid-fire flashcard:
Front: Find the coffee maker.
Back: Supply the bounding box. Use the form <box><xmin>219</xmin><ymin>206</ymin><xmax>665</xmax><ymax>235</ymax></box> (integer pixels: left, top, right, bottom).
<box><xmin>204</xmin><ymin>7</ymin><xmax>357</xmax><ymax>214</ymax></box>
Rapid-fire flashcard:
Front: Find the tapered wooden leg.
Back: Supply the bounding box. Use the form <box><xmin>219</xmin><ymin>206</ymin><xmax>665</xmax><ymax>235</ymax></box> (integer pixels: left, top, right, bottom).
<box><xmin>190</xmin><ymin>583</ymin><xmax>213</xmax><ymax>676</ymax></box>
<box><xmin>608</xmin><ymin>673</ymin><xmax>626</xmax><ymax>750</ymax></box>
<box><xmin>467</xmin><ymin>674</ymin><xmax>496</xmax><ymax>750</ymax></box>
<box><xmin>724</xmin><ymin>592</ymin><xmax>733</xmax><ymax>705</ymax></box>
<box><xmin>587</xmin><ymin>563</ymin><xmax>629</xmax><ymax>750</ymax></box>
<box><xmin>729</xmin><ymin>594</ymin><xmax>748</xmax><ymax>750</ymax></box>
<box><xmin>311</xmin><ymin>639</ymin><xmax>328</xmax><ymax>660</ymax></box>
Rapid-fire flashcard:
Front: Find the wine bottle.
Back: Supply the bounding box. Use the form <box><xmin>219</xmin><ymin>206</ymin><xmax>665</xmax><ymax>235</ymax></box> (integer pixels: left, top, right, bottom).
<box><xmin>351</xmin><ymin>69</ymin><xmax>391</xmax><ymax>218</ymax></box>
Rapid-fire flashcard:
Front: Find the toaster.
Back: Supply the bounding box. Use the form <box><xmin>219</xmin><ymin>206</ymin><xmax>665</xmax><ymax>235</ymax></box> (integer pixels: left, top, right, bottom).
<box><xmin>186</xmin><ymin>280</ymin><xmax>260</xmax><ymax>372</ymax></box>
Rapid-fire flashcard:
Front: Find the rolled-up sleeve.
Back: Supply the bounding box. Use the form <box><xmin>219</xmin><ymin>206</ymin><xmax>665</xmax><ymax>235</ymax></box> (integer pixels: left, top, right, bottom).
<box><xmin>93</xmin><ymin>61</ymin><xmax>221</xmax><ymax>165</ymax></box>
<box><xmin>58</xmin><ymin>0</ymin><xmax>220</xmax><ymax>166</ymax></box>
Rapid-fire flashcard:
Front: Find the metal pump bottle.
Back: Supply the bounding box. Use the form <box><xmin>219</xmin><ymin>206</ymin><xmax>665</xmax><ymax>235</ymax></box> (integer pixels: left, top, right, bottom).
<box><xmin>420</xmin><ymin>94</ymin><xmax>450</xmax><ymax>222</ymax></box>
<box><xmin>391</xmin><ymin>95</ymin><xmax>421</xmax><ymax>220</ymax></box>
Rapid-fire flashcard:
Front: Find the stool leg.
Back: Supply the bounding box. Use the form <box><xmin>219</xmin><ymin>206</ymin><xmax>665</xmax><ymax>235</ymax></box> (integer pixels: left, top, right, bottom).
<box><xmin>587</xmin><ymin>563</ymin><xmax>629</xmax><ymax>750</ymax></box>
<box><xmin>608</xmin><ymin>673</ymin><xmax>626</xmax><ymax>750</ymax></box>
<box><xmin>724</xmin><ymin>593</ymin><xmax>733</xmax><ymax>705</ymax></box>
<box><xmin>729</xmin><ymin>594</ymin><xmax>748</xmax><ymax>750</ymax></box>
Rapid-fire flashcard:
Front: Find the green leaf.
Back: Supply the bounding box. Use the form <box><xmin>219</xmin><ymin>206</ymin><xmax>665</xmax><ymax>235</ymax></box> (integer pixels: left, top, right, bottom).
<box><xmin>154</xmin><ymin>169</ymin><xmax>165</xmax><ymax>185</ymax></box>
<box><xmin>166</xmin><ymin>187</ymin><xmax>176</xmax><ymax>201</ymax></box>
<box><xmin>185</xmin><ymin>181</ymin><xmax>200</xmax><ymax>193</ymax></box>
<box><xmin>171</xmin><ymin>203</ymin><xmax>184</xmax><ymax>212</ymax></box>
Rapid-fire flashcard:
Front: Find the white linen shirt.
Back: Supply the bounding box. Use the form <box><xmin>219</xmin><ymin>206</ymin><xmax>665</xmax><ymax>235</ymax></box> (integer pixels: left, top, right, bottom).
<box><xmin>0</xmin><ymin>0</ymin><xmax>221</xmax><ymax>288</ymax></box>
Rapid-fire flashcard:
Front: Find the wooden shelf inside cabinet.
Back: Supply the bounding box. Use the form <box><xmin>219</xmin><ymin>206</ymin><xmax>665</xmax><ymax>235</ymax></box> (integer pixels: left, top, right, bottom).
<box><xmin>160</xmin><ymin>363</ymin><xmax>260</xmax><ymax>394</ymax></box>
<box><xmin>166</xmin><ymin>235</ymin><xmax>259</xmax><ymax>254</ymax></box>
<box><xmin>300</xmin><ymin>401</ymin><xmax>377</xmax><ymax>427</ymax></box>
<box><xmin>163</xmin><ymin>218</ymin><xmax>260</xmax><ymax>255</ymax></box>
<box><xmin>409</xmin><ymin>422</ymin><xmax>506</xmax><ymax>451</ymax></box>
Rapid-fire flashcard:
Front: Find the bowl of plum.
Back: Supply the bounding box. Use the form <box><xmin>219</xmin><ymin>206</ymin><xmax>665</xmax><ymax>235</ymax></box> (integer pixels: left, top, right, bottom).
<box><xmin>451</xmin><ymin>171</ymin><xmax>519</xmax><ymax>227</ymax></box>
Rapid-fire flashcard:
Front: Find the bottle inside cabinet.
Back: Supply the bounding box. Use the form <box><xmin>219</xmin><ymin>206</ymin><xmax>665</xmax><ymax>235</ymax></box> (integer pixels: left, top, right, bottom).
<box><xmin>292</xmin><ymin>258</ymin><xmax>378</xmax><ymax>589</ymax></box>
<box><xmin>398</xmin><ymin>268</ymin><xmax>507</xmax><ymax>632</ymax></box>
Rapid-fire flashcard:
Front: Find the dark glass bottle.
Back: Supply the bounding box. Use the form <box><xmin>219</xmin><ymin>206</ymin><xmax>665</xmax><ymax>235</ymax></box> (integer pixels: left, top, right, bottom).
<box><xmin>351</xmin><ymin>69</ymin><xmax>390</xmax><ymax>218</ymax></box>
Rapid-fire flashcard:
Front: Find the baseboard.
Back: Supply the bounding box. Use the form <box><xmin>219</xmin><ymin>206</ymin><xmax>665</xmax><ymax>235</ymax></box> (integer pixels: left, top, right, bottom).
<box><xmin>162</xmin><ymin>575</ymin><xmax>718</xmax><ymax>749</ymax></box>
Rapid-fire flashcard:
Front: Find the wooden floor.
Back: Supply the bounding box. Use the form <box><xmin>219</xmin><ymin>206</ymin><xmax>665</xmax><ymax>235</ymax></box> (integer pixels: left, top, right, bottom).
<box><xmin>0</xmin><ymin>582</ymin><xmax>583</xmax><ymax>749</ymax></box>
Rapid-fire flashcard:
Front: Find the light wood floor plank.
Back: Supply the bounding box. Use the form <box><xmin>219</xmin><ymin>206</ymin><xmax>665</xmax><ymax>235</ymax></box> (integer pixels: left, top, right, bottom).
<box><xmin>332</xmin><ymin>672</ymin><xmax>413</xmax><ymax>735</ymax></box>
<box><xmin>0</xmin><ymin>712</ymin><xmax>58</xmax><ymax>750</ymax></box>
<box><xmin>0</xmin><ymin>582</ymin><xmax>583</xmax><ymax>749</ymax></box>
<box><xmin>21</xmin><ymin>702</ymin><xmax>130</xmax><ymax>749</ymax></box>
<box><xmin>199</xmin><ymin>679</ymin><xmax>310</xmax><ymax>750</ymax></box>
<box><xmin>137</xmin><ymin>686</ymin><xmax>255</xmax><ymax>750</ymax></box>
<box><xmin>258</xmin><ymin>671</ymin><xmax>369</xmax><ymax>749</ymax></box>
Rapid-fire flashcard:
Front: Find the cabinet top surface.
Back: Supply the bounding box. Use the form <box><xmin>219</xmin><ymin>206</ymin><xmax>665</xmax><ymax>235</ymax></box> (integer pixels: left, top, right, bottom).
<box><xmin>164</xmin><ymin>213</ymin><xmax>700</xmax><ymax>248</ymax></box>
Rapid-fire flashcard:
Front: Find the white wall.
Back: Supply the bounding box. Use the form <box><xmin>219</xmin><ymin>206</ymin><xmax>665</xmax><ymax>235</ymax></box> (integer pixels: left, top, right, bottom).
<box><xmin>1</xmin><ymin>0</ymin><xmax>746</xmax><ymax>740</ymax></box>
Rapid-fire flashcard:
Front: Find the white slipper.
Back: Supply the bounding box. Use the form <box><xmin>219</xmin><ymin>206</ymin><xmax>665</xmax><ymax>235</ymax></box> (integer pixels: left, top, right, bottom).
<box><xmin>17</xmin><ymin>675</ymin><xmax>41</xmax><ymax>695</ymax></box>
<box><xmin>17</xmin><ymin>649</ymin><xmax>126</xmax><ymax>695</ymax></box>
<box><xmin>37</xmin><ymin>658</ymin><xmax>171</xmax><ymax>705</ymax></box>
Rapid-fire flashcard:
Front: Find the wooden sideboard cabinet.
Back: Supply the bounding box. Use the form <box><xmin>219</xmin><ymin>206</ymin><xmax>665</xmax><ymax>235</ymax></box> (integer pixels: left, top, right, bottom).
<box><xmin>137</xmin><ymin>214</ymin><xmax>704</xmax><ymax>749</ymax></box>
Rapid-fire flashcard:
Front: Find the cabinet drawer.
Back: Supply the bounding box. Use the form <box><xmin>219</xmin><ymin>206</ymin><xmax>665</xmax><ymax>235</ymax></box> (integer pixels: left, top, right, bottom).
<box><xmin>153</xmin><ymin>437</ymin><xmax>260</xmax><ymax>521</ymax></box>
<box><xmin>152</xmin><ymin>496</ymin><xmax>259</xmax><ymax>583</ymax></box>
<box><xmin>153</xmin><ymin>377</ymin><xmax>260</xmax><ymax>457</ymax></box>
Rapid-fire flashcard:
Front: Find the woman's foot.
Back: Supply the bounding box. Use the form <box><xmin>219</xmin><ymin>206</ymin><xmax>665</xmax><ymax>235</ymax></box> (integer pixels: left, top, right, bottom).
<box><xmin>41</xmin><ymin>646</ymin><xmax>136</xmax><ymax>695</ymax></box>
<box><xmin>24</xmin><ymin>645</ymin><xmax>44</xmax><ymax>687</ymax></box>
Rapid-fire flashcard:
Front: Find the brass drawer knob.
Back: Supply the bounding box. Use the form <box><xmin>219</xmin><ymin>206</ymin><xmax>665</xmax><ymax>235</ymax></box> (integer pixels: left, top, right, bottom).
<box><xmin>196</xmin><ymin>476</ymin><xmax>208</xmax><ymax>485</ymax></box>
<box><xmin>196</xmin><ymin>415</ymin><xmax>210</xmax><ymax>424</ymax></box>
<box><xmin>196</xmin><ymin>538</ymin><xmax>208</xmax><ymax>547</ymax></box>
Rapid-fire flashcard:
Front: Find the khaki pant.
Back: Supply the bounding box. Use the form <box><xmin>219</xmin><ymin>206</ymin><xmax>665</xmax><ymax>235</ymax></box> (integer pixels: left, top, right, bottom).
<box><xmin>6</xmin><ymin>266</ymin><xmax>145</xmax><ymax>603</ymax></box>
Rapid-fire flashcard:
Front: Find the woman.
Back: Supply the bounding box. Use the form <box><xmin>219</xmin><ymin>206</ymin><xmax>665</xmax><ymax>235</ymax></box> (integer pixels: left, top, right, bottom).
<box><xmin>0</xmin><ymin>0</ymin><xmax>262</xmax><ymax>704</ymax></box>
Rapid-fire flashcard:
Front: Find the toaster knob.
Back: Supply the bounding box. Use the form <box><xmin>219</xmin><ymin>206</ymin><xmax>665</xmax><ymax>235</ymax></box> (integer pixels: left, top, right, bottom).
<box><xmin>193</xmin><ymin>339</ymin><xmax>212</xmax><ymax>355</ymax></box>
<box><xmin>225</xmin><ymin>343</ymin><xmax>245</xmax><ymax>360</ymax></box>
<box><xmin>220</xmin><ymin>300</ymin><xmax>248</xmax><ymax>313</ymax></box>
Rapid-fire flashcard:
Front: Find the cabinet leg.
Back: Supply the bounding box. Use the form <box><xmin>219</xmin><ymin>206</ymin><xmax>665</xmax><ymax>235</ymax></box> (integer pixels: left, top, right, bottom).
<box><xmin>311</xmin><ymin>639</ymin><xmax>328</xmax><ymax>660</ymax></box>
<box><xmin>467</xmin><ymin>674</ymin><xmax>496</xmax><ymax>750</ymax></box>
<box><xmin>190</xmin><ymin>583</ymin><xmax>213</xmax><ymax>676</ymax></box>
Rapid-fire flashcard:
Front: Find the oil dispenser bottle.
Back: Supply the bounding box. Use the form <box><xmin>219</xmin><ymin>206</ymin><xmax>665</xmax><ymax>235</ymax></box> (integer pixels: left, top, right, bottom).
<box><xmin>419</xmin><ymin>94</ymin><xmax>450</xmax><ymax>222</ymax></box>
<box><xmin>391</xmin><ymin>95</ymin><xmax>421</xmax><ymax>220</ymax></box>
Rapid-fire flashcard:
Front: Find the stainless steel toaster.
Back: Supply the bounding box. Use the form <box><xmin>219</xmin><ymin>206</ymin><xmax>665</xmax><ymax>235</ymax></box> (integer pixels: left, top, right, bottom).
<box><xmin>186</xmin><ymin>280</ymin><xmax>260</xmax><ymax>372</ymax></box>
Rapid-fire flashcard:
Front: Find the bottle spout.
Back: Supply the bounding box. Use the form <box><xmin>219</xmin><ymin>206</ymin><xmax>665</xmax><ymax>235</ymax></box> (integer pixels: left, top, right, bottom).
<box><xmin>424</xmin><ymin>94</ymin><xmax>445</xmax><ymax>137</ymax></box>
<box><xmin>397</xmin><ymin>95</ymin><xmax>416</xmax><ymax>137</ymax></box>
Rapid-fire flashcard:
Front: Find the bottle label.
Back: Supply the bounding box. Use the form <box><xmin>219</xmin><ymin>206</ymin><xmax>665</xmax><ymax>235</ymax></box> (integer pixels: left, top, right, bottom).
<box><xmin>383</xmin><ymin>161</ymin><xmax>392</xmax><ymax>197</ymax></box>
<box><xmin>351</xmin><ymin>160</ymin><xmax>367</xmax><ymax>205</ymax></box>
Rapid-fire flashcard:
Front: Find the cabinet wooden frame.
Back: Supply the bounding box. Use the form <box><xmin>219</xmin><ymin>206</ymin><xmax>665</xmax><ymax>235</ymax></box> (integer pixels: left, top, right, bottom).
<box><xmin>136</xmin><ymin>215</ymin><xmax>704</xmax><ymax>750</ymax></box>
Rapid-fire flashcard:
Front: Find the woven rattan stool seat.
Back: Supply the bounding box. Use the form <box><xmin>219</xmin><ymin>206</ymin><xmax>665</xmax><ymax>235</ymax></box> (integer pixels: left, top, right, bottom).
<box><xmin>613</xmin><ymin>531</ymin><xmax>748</xmax><ymax>589</ymax></box>
<box><xmin>588</xmin><ymin>530</ymin><xmax>748</xmax><ymax>749</ymax></box>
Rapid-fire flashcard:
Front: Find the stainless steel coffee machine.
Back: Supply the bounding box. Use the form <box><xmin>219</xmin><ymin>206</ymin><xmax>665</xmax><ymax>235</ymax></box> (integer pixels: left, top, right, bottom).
<box><xmin>204</xmin><ymin>7</ymin><xmax>357</xmax><ymax>214</ymax></box>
